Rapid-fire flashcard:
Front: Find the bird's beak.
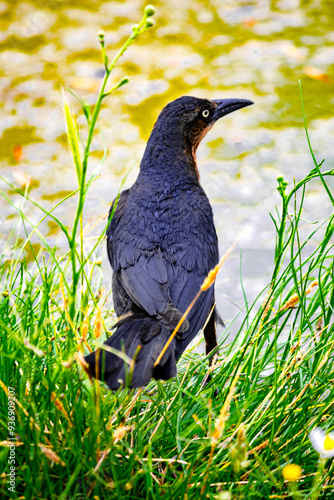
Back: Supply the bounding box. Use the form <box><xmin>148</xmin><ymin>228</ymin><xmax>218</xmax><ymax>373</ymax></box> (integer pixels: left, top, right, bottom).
<box><xmin>212</xmin><ymin>98</ymin><xmax>253</xmax><ymax>121</ymax></box>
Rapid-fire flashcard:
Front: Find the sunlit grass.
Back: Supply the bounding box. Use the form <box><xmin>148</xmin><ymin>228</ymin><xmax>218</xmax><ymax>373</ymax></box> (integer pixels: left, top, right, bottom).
<box><xmin>0</xmin><ymin>198</ymin><xmax>333</xmax><ymax>498</ymax></box>
<box><xmin>1</xmin><ymin>7</ymin><xmax>334</xmax><ymax>500</ymax></box>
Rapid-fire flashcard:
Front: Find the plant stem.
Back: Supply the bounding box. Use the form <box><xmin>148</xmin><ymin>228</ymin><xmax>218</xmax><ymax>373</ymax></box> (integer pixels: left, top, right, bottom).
<box><xmin>68</xmin><ymin>10</ymin><xmax>154</xmax><ymax>320</ymax></box>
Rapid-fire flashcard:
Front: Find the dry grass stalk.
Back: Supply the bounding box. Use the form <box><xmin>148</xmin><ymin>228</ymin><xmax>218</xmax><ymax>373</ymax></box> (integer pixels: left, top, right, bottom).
<box><xmin>280</xmin><ymin>280</ymin><xmax>318</xmax><ymax>311</ymax></box>
<box><xmin>154</xmin><ymin>241</ymin><xmax>237</xmax><ymax>368</ymax></box>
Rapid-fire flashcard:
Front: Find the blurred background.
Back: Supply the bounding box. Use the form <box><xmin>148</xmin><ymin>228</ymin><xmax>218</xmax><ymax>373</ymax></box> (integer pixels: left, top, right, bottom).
<box><xmin>0</xmin><ymin>0</ymin><xmax>333</xmax><ymax>337</ymax></box>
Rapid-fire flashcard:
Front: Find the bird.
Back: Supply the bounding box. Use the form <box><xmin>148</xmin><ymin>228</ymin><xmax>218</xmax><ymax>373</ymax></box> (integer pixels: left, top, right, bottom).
<box><xmin>85</xmin><ymin>95</ymin><xmax>253</xmax><ymax>390</ymax></box>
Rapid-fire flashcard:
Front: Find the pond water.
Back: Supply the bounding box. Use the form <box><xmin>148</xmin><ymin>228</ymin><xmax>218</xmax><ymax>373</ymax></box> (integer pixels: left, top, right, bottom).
<box><xmin>1</xmin><ymin>0</ymin><xmax>333</xmax><ymax>336</ymax></box>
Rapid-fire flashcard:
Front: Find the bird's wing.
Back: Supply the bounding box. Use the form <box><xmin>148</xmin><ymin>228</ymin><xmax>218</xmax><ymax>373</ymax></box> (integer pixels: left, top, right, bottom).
<box><xmin>119</xmin><ymin>252</ymin><xmax>170</xmax><ymax>316</ymax></box>
<box><xmin>107</xmin><ymin>190</ymin><xmax>171</xmax><ymax>317</ymax></box>
<box><xmin>166</xmin><ymin>187</ymin><xmax>219</xmax><ymax>355</ymax></box>
<box><xmin>107</xmin><ymin>186</ymin><xmax>218</xmax><ymax>351</ymax></box>
<box><xmin>166</xmin><ymin>241</ymin><xmax>217</xmax><ymax>358</ymax></box>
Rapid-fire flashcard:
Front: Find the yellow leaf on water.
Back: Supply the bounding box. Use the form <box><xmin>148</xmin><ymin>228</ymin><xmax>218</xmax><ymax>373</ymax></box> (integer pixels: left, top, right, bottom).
<box><xmin>304</xmin><ymin>66</ymin><xmax>332</xmax><ymax>83</ymax></box>
<box><xmin>13</xmin><ymin>144</ymin><xmax>23</xmax><ymax>162</ymax></box>
<box><xmin>242</xmin><ymin>17</ymin><xmax>257</xmax><ymax>28</ymax></box>
<box><xmin>69</xmin><ymin>77</ymin><xmax>101</xmax><ymax>92</ymax></box>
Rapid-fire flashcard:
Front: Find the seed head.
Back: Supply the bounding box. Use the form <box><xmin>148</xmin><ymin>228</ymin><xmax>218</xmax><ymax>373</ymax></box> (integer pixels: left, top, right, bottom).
<box><xmin>144</xmin><ymin>5</ymin><xmax>156</xmax><ymax>17</ymax></box>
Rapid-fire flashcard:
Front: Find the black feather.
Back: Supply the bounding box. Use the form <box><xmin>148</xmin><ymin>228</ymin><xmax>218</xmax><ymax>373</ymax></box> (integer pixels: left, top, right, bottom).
<box><xmin>85</xmin><ymin>315</ymin><xmax>176</xmax><ymax>390</ymax></box>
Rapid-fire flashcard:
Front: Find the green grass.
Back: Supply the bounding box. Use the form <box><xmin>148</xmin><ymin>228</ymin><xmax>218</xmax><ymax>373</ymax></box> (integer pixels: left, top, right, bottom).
<box><xmin>1</xmin><ymin>7</ymin><xmax>334</xmax><ymax>500</ymax></box>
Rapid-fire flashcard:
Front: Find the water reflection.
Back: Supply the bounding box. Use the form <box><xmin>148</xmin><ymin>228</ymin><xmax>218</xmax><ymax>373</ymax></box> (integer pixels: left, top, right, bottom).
<box><xmin>0</xmin><ymin>0</ymin><xmax>333</xmax><ymax>334</ymax></box>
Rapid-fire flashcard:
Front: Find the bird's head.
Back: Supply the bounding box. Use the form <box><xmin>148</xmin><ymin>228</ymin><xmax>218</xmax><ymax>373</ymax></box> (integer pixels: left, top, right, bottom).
<box><xmin>141</xmin><ymin>95</ymin><xmax>253</xmax><ymax>180</ymax></box>
<box><xmin>155</xmin><ymin>95</ymin><xmax>253</xmax><ymax>153</ymax></box>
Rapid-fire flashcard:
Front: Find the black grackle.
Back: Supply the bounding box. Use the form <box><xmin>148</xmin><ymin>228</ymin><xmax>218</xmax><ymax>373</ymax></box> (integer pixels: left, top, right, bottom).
<box><xmin>85</xmin><ymin>95</ymin><xmax>253</xmax><ymax>390</ymax></box>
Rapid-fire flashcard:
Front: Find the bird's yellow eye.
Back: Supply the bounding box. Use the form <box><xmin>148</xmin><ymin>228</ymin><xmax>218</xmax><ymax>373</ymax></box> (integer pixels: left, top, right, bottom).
<box><xmin>202</xmin><ymin>109</ymin><xmax>210</xmax><ymax>118</ymax></box>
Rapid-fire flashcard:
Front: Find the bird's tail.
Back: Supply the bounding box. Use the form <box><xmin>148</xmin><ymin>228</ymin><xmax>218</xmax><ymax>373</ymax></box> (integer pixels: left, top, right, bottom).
<box><xmin>84</xmin><ymin>314</ymin><xmax>179</xmax><ymax>390</ymax></box>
